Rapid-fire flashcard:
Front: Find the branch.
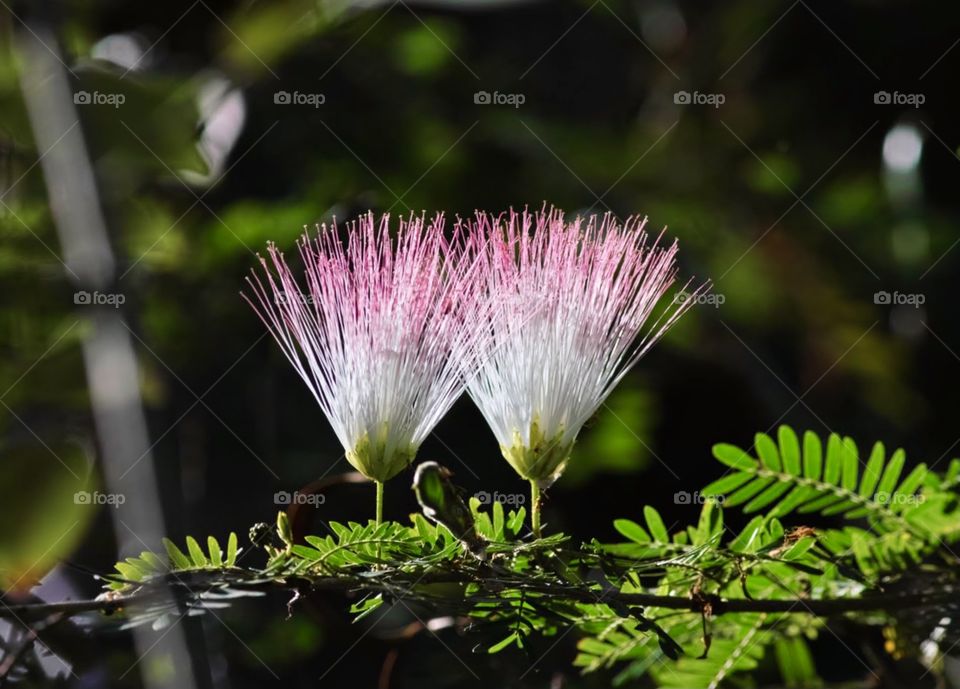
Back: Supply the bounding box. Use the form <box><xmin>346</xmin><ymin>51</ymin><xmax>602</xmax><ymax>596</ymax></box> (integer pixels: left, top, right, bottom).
<box><xmin>1</xmin><ymin>577</ymin><xmax>955</xmax><ymax>621</ymax></box>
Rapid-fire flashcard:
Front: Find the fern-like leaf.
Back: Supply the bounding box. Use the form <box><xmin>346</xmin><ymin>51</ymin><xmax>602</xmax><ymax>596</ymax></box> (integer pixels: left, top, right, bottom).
<box><xmin>704</xmin><ymin>428</ymin><xmax>938</xmax><ymax>536</ymax></box>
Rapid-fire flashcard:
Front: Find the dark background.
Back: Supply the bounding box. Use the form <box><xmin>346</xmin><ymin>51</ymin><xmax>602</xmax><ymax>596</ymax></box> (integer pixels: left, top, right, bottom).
<box><xmin>1</xmin><ymin>0</ymin><xmax>958</xmax><ymax>686</ymax></box>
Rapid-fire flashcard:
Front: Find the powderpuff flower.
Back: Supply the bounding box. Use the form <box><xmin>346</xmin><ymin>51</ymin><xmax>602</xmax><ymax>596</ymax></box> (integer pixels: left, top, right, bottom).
<box><xmin>243</xmin><ymin>212</ymin><xmax>483</xmax><ymax>502</ymax></box>
<box><xmin>462</xmin><ymin>207</ymin><xmax>708</xmax><ymax>505</ymax></box>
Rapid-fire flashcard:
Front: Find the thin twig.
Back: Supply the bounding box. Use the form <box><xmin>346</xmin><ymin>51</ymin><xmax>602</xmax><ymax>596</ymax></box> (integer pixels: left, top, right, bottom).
<box><xmin>1</xmin><ymin>577</ymin><xmax>956</xmax><ymax>621</ymax></box>
<box><xmin>0</xmin><ymin>612</ymin><xmax>65</xmax><ymax>682</ymax></box>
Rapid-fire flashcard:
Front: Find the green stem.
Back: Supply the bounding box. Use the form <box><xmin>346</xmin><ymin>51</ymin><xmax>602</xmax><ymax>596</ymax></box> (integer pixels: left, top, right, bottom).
<box><xmin>375</xmin><ymin>480</ymin><xmax>384</xmax><ymax>527</ymax></box>
<box><xmin>530</xmin><ymin>480</ymin><xmax>541</xmax><ymax>538</ymax></box>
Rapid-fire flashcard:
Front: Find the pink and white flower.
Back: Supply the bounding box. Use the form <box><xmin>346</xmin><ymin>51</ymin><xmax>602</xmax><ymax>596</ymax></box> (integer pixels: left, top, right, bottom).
<box><xmin>462</xmin><ymin>207</ymin><xmax>708</xmax><ymax>489</ymax></box>
<box><xmin>244</xmin><ymin>212</ymin><xmax>482</xmax><ymax>484</ymax></box>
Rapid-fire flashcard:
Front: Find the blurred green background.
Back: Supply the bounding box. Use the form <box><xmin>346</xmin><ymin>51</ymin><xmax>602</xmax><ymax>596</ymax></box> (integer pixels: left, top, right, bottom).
<box><xmin>1</xmin><ymin>0</ymin><xmax>958</xmax><ymax>686</ymax></box>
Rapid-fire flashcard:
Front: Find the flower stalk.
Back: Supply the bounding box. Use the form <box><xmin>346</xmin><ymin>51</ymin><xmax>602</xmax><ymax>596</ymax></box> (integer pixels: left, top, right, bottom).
<box><xmin>529</xmin><ymin>479</ymin><xmax>542</xmax><ymax>538</ymax></box>
<box><xmin>375</xmin><ymin>480</ymin><xmax>384</xmax><ymax>528</ymax></box>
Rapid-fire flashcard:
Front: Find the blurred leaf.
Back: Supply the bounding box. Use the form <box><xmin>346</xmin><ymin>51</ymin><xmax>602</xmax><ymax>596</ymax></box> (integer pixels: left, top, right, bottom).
<box><xmin>817</xmin><ymin>176</ymin><xmax>881</xmax><ymax>228</ymax></box>
<box><xmin>0</xmin><ymin>439</ymin><xmax>94</xmax><ymax>592</ymax></box>
<box><xmin>745</xmin><ymin>151</ymin><xmax>800</xmax><ymax>197</ymax></box>
<box><xmin>566</xmin><ymin>386</ymin><xmax>653</xmax><ymax>484</ymax></box>
<box><xmin>75</xmin><ymin>67</ymin><xmax>207</xmax><ymax>179</ymax></box>
<box><xmin>395</xmin><ymin>21</ymin><xmax>459</xmax><ymax>75</ymax></box>
<box><xmin>219</xmin><ymin>1</ymin><xmax>320</xmax><ymax>77</ymax></box>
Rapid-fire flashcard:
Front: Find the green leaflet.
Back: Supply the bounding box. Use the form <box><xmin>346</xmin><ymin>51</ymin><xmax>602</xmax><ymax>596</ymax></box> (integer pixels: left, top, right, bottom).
<box><xmin>775</xmin><ymin>637</ymin><xmax>821</xmax><ymax>688</ymax></box>
<box><xmin>709</xmin><ymin>428</ymin><xmax>947</xmax><ymax>531</ymax></box>
<box><xmin>109</xmin><ymin>533</ymin><xmax>242</xmax><ymax>590</ymax></box>
<box><xmin>643</xmin><ymin>506</ymin><xmax>670</xmax><ymax>542</ymax></box>
<box><xmin>614</xmin><ymin>518</ymin><xmax>651</xmax><ymax>544</ymax></box>
<box><xmin>705</xmin><ymin>426</ymin><xmax>959</xmax><ymax>575</ymax></box>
